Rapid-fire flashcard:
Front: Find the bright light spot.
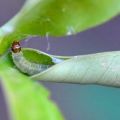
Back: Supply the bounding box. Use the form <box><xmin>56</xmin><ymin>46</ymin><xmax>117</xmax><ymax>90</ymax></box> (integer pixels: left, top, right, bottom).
<box><xmin>52</xmin><ymin>57</ymin><xmax>63</xmax><ymax>64</ymax></box>
<box><xmin>67</xmin><ymin>26</ymin><xmax>75</xmax><ymax>36</ymax></box>
<box><xmin>2</xmin><ymin>25</ymin><xmax>14</xmax><ymax>33</ymax></box>
<box><xmin>46</xmin><ymin>32</ymin><xmax>50</xmax><ymax>51</ymax></box>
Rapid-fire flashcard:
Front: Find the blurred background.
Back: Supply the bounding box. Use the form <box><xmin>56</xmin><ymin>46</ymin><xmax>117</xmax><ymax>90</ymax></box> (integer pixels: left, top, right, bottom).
<box><xmin>0</xmin><ymin>0</ymin><xmax>120</xmax><ymax>120</ymax></box>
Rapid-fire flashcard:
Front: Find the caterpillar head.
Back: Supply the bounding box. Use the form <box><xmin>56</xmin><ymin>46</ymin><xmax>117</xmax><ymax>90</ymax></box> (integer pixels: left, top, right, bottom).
<box><xmin>11</xmin><ymin>41</ymin><xmax>21</xmax><ymax>53</ymax></box>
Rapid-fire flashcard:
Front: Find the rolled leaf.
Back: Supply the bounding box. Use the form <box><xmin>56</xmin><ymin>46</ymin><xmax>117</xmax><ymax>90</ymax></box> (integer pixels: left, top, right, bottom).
<box><xmin>32</xmin><ymin>51</ymin><xmax>120</xmax><ymax>87</ymax></box>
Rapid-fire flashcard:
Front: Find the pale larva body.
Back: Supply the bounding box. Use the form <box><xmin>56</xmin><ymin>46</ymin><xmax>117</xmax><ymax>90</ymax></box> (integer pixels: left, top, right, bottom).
<box><xmin>12</xmin><ymin>52</ymin><xmax>52</xmax><ymax>75</ymax></box>
<box><xmin>11</xmin><ymin>41</ymin><xmax>64</xmax><ymax>75</ymax></box>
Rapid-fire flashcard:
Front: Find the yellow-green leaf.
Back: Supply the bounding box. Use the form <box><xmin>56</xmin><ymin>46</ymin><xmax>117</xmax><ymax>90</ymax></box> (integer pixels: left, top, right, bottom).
<box><xmin>0</xmin><ymin>54</ymin><xmax>64</xmax><ymax>120</ymax></box>
<box><xmin>0</xmin><ymin>0</ymin><xmax>120</xmax><ymax>54</ymax></box>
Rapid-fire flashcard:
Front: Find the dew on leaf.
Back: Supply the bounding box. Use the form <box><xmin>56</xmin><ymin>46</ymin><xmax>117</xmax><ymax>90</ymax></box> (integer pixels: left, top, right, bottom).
<box><xmin>66</xmin><ymin>26</ymin><xmax>75</xmax><ymax>36</ymax></box>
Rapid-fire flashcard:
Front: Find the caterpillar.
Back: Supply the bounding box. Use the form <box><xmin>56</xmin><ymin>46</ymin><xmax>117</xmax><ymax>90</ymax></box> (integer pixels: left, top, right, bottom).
<box><xmin>11</xmin><ymin>41</ymin><xmax>63</xmax><ymax>75</ymax></box>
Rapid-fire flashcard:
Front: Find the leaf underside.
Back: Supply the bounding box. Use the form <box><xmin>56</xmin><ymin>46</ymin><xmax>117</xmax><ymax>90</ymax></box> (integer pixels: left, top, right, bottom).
<box><xmin>28</xmin><ymin>49</ymin><xmax>120</xmax><ymax>88</ymax></box>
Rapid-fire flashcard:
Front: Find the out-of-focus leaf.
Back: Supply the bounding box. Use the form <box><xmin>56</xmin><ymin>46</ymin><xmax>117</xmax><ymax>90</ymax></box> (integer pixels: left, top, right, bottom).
<box><xmin>0</xmin><ymin>0</ymin><xmax>120</xmax><ymax>54</ymax></box>
<box><xmin>31</xmin><ymin>51</ymin><xmax>120</xmax><ymax>87</ymax></box>
<box><xmin>0</xmin><ymin>54</ymin><xmax>64</xmax><ymax>120</ymax></box>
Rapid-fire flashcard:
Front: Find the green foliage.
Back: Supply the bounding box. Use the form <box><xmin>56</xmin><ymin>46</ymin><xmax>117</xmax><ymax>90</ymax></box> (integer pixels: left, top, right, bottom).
<box><xmin>0</xmin><ymin>54</ymin><xmax>64</xmax><ymax>120</ymax></box>
<box><xmin>22</xmin><ymin>48</ymin><xmax>55</xmax><ymax>65</ymax></box>
<box><xmin>0</xmin><ymin>0</ymin><xmax>120</xmax><ymax>55</ymax></box>
<box><xmin>0</xmin><ymin>0</ymin><xmax>120</xmax><ymax>120</ymax></box>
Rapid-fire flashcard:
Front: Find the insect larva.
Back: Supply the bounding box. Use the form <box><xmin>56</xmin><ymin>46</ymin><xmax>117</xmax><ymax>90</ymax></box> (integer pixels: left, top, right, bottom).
<box><xmin>11</xmin><ymin>41</ymin><xmax>63</xmax><ymax>75</ymax></box>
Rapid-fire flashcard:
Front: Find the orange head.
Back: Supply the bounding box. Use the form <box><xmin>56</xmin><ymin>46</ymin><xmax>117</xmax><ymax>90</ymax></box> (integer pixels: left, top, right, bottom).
<box><xmin>11</xmin><ymin>41</ymin><xmax>21</xmax><ymax>53</ymax></box>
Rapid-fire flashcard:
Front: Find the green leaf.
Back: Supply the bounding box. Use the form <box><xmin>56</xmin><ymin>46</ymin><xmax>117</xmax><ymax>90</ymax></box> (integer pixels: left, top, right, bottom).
<box><xmin>0</xmin><ymin>54</ymin><xmax>64</xmax><ymax>120</ymax></box>
<box><xmin>31</xmin><ymin>51</ymin><xmax>120</xmax><ymax>87</ymax></box>
<box><xmin>11</xmin><ymin>48</ymin><xmax>120</xmax><ymax>87</ymax></box>
<box><xmin>22</xmin><ymin>48</ymin><xmax>70</xmax><ymax>64</ymax></box>
<box><xmin>0</xmin><ymin>0</ymin><xmax>120</xmax><ymax>54</ymax></box>
<box><xmin>22</xmin><ymin>48</ymin><xmax>56</xmax><ymax>65</ymax></box>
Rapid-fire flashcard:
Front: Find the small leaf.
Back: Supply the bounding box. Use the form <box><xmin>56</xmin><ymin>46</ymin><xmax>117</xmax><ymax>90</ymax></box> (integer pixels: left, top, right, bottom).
<box><xmin>0</xmin><ymin>54</ymin><xmax>64</xmax><ymax>120</ymax></box>
<box><xmin>0</xmin><ymin>0</ymin><xmax>120</xmax><ymax>54</ymax></box>
<box><xmin>32</xmin><ymin>51</ymin><xmax>120</xmax><ymax>87</ymax></box>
